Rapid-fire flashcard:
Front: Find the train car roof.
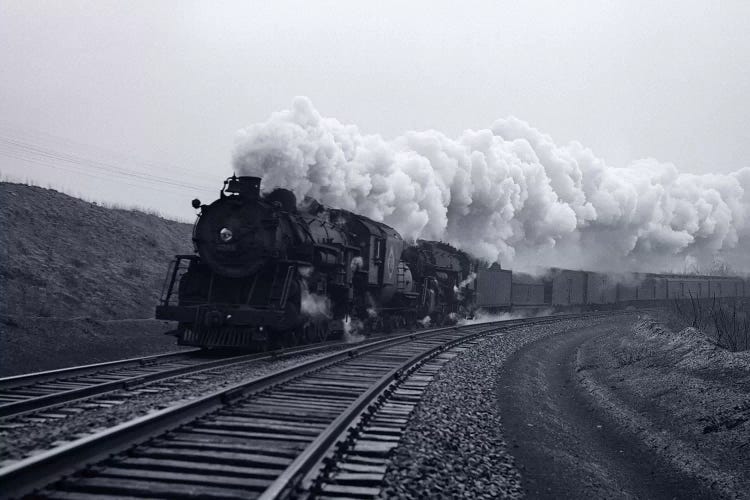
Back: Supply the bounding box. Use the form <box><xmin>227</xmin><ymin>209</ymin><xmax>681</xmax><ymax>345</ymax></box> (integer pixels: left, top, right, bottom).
<box><xmin>644</xmin><ymin>272</ymin><xmax>744</xmax><ymax>280</ymax></box>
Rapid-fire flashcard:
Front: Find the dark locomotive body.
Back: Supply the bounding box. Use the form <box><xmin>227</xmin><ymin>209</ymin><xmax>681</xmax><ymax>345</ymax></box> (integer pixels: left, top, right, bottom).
<box><xmin>402</xmin><ymin>241</ymin><xmax>478</xmax><ymax>324</ymax></box>
<box><xmin>157</xmin><ymin>175</ymin><xmax>749</xmax><ymax>350</ymax></box>
<box><xmin>156</xmin><ymin>176</ymin><xmax>477</xmax><ymax>349</ymax></box>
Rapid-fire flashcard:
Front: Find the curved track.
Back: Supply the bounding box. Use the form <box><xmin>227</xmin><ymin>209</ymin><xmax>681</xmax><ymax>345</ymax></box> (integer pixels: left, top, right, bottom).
<box><xmin>0</xmin><ymin>314</ymin><xmax>596</xmax><ymax>499</ymax></box>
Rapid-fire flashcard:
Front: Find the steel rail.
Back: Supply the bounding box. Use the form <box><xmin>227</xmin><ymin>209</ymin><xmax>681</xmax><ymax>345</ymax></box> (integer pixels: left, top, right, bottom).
<box><xmin>0</xmin><ymin>348</ymin><xmax>200</xmax><ymax>390</ymax></box>
<box><xmin>0</xmin><ymin>334</ymin><xmax>394</xmax><ymax>419</ymax></box>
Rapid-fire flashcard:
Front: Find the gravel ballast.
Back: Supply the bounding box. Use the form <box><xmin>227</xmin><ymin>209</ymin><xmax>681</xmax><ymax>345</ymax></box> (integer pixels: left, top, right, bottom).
<box><xmin>379</xmin><ymin>316</ymin><xmax>621</xmax><ymax>499</ymax></box>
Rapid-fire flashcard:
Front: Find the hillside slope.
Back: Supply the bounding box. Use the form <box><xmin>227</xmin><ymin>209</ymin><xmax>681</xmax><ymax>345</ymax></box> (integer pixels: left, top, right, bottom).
<box><xmin>0</xmin><ymin>182</ymin><xmax>193</xmax><ymax>319</ymax></box>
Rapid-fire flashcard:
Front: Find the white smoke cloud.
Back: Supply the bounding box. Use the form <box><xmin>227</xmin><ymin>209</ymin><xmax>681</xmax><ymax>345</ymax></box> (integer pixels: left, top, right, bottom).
<box><xmin>233</xmin><ymin>97</ymin><xmax>750</xmax><ymax>273</ymax></box>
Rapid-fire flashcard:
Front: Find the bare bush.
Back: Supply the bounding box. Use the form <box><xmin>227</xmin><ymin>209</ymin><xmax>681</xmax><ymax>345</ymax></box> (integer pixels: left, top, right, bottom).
<box><xmin>671</xmin><ymin>296</ymin><xmax>750</xmax><ymax>352</ymax></box>
<box><xmin>712</xmin><ymin>300</ymin><xmax>750</xmax><ymax>352</ymax></box>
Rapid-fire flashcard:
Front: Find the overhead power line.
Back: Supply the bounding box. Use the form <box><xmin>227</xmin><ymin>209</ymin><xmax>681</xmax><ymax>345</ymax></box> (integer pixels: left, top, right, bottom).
<box><xmin>0</xmin><ymin>135</ymin><xmax>218</xmax><ymax>194</ymax></box>
<box><xmin>0</xmin><ymin>121</ymin><xmax>221</xmax><ymax>185</ymax></box>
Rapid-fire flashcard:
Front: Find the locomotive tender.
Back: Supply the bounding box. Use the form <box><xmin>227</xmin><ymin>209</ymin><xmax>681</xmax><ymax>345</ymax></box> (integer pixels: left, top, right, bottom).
<box><xmin>156</xmin><ymin>175</ymin><xmax>749</xmax><ymax>349</ymax></box>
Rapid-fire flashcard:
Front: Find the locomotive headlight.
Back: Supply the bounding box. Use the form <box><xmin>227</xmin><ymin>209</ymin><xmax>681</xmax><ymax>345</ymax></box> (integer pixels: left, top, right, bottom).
<box><xmin>219</xmin><ymin>227</ymin><xmax>233</xmax><ymax>242</ymax></box>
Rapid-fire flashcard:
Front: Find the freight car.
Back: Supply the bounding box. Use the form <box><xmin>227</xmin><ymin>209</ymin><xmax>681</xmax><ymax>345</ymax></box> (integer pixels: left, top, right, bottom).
<box><xmin>581</xmin><ymin>272</ymin><xmax>745</xmax><ymax>309</ymax></box>
<box><xmin>509</xmin><ymin>273</ymin><xmax>547</xmax><ymax>308</ymax></box>
<box><xmin>492</xmin><ymin>269</ymin><xmax>746</xmax><ymax>312</ymax></box>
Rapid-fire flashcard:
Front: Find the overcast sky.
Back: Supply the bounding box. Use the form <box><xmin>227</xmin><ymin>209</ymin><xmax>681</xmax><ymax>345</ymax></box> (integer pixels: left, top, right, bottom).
<box><xmin>1</xmin><ymin>0</ymin><xmax>749</xmax><ymax>220</ymax></box>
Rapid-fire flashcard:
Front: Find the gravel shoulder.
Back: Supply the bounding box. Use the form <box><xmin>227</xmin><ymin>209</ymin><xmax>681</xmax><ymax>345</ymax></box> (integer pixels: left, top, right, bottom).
<box><xmin>0</xmin><ymin>315</ymin><xmax>185</xmax><ymax>377</ymax></box>
<box><xmin>380</xmin><ymin>315</ymin><xmax>628</xmax><ymax>499</ymax></box>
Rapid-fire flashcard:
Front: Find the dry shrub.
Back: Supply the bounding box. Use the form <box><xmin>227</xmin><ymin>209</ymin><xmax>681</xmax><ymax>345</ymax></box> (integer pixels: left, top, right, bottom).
<box><xmin>671</xmin><ymin>296</ymin><xmax>750</xmax><ymax>352</ymax></box>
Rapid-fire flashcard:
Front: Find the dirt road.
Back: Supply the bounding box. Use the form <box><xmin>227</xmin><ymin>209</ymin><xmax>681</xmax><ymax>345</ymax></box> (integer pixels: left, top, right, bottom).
<box><xmin>497</xmin><ymin>322</ymin><xmax>713</xmax><ymax>499</ymax></box>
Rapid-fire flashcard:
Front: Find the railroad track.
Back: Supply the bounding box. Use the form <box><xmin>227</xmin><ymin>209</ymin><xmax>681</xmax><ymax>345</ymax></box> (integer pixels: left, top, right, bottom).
<box><xmin>0</xmin><ymin>313</ymin><xmax>601</xmax><ymax>499</ymax></box>
<box><xmin>0</xmin><ymin>339</ymin><xmax>368</xmax><ymax>420</ymax></box>
<box><xmin>0</xmin><ymin>349</ymin><xmax>204</xmax><ymax>418</ymax></box>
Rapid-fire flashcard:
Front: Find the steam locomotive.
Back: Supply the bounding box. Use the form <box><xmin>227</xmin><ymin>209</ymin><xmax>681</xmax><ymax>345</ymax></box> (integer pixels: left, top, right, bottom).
<box><xmin>156</xmin><ymin>176</ymin><xmax>477</xmax><ymax>349</ymax></box>
<box><xmin>156</xmin><ymin>175</ymin><xmax>750</xmax><ymax>350</ymax></box>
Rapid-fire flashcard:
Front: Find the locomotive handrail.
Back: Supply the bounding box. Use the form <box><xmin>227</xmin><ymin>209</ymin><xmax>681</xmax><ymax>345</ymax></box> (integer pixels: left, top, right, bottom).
<box><xmin>159</xmin><ymin>255</ymin><xmax>199</xmax><ymax>306</ymax></box>
<box><xmin>279</xmin><ymin>265</ymin><xmax>295</xmax><ymax>309</ymax></box>
<box><xmin>159</xmin><ymin>259</ymin><xmax>178</xmax><ymax>306</ymax></box>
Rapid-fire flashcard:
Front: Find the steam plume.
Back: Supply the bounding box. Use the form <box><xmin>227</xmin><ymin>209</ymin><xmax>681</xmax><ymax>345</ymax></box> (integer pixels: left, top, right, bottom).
<box><xmin>233</xmin><ymin>97</ymin><xmax>750</xmax><ymax>273</ymax></box>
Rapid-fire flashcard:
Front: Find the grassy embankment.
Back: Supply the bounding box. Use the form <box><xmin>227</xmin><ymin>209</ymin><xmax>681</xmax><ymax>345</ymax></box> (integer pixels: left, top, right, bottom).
<box><xmin>0</xmin><ymin>181</ymin><xmax>193</xmax><ymax>319</ymax></box>
<box><xmin>0</xmin><ymin>182</ymin><xmax>194</xmax><ymax>375</ymax></box>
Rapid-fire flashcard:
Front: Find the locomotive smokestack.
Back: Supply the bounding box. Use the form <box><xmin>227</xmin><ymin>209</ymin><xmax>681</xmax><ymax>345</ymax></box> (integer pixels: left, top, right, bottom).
<box><xmin>227</xmin><ymin>176</ymin><xmax>261</xmax><ymax>200</ymax></box>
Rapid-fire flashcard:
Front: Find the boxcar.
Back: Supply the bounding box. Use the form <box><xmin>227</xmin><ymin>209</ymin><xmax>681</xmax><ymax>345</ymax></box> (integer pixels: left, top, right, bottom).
<box><xmin>667</xmin><ymin>278</ymin><xmax>685</xmax><ymax>299</ymax></box>
<box><xmin>586</xmin><ymin>272</ymin><xmax>617</xmax><ymax>305</ymax></box>
<box><xmin>732</xmin><ymin>278</ymin><xmax>745</xmax><ymax>297</ymax></box>
<box><xmin>737</xmin><ymin>279</ymin><xmax>745</xmax><ymax>297</ymax></box>
<box><xmin>708</xmin><ymin>279</ymin><xmax>721</xmax><ymax>298</ymax></box>
<box><xmin>647</xmin><ymin>275</ymin><xmax>669</xmax><ymax>301</ymax></box>
<box><xmin>689</xmin><ymin>279</ymin><xmax>708</xmax><ymax>299</ymax></box>
<box><xmin>550</xmin><ymin>269</ymin><xmax>587</xmax><ymax>306</ymax></box>
<box><xmin>636</xmin><ymin>275</ymin><xmax>658</xmax><ymax>301</ymax></box>
<box><xmin>475</xmin><ymin>266</ymin><xmax>512</xmax><ymax>309</ymax></box>
<box><xmin>667</xmin><ymin>278</ymin><xmax>709</xmax><ymax>299</ymax></box>
<box><xmin>708</xmin><ymin>278</ymin><xmax>739</xmax><ymax>298</ymax></box>
<box><xmin>617</xmin><ymin>281</ymin><xmax>639</xmax><ymax>302</ymax></box>
<box><xmin>511</xmin><ymin>273</ymin><xmax>547</xmax><ymax>306</ymax></box>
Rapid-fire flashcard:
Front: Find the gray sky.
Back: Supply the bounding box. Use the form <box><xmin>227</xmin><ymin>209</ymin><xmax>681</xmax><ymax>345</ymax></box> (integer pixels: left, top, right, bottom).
<box><xmin>1</xmin><ymin>0</ymin><xmax>749</xmax><ymax>220</ymax></box>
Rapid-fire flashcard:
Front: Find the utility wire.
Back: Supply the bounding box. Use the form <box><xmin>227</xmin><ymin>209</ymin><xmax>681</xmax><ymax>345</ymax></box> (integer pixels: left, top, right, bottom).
<box><xmin>0</xmin><ymin>146</ymin><xmax>207</xmax><ymax>196</ymax></box>
<box><xmin>0</xmin><ymin>122</ymin><xmax>220</xmax><ymax>184</ymax></box>
<box><xmin>0</xmin><ymin>135</ymin><xmax>217</xmax><ymax>193</ymax></box>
